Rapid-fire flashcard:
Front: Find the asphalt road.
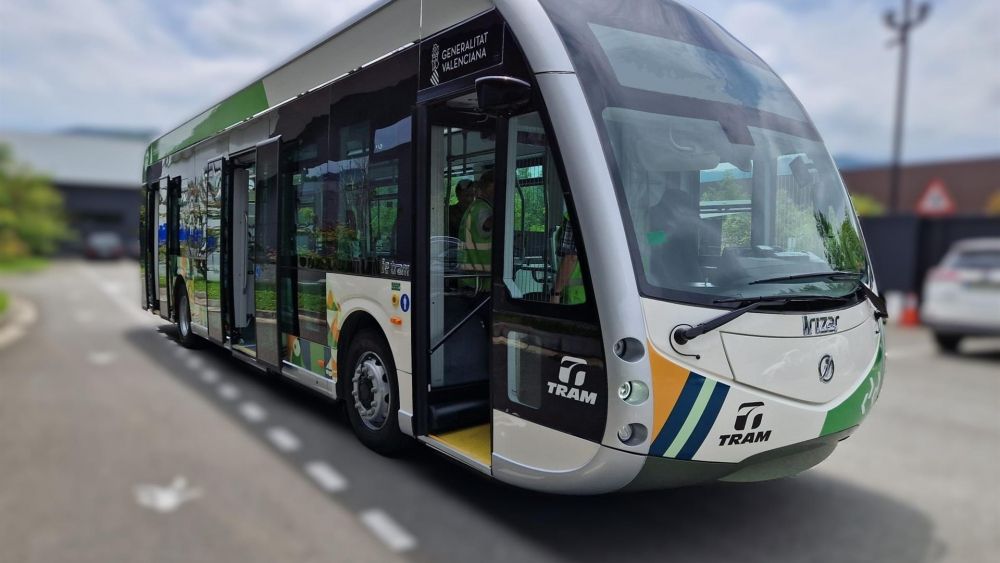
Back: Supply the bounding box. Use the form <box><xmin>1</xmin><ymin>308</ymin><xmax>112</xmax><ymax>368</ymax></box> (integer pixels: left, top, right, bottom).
<box><xmin>1</xmin><ymin>260</ymin><xmax>998</xmax><ymax>563</ymax></box>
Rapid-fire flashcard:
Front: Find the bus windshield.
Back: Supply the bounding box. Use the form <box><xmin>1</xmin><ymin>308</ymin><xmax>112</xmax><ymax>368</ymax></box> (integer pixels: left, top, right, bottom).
<box><xmin>541</xmin><ymin>0</ymin><xmax>869</xmax><ymax>305</ymax></box>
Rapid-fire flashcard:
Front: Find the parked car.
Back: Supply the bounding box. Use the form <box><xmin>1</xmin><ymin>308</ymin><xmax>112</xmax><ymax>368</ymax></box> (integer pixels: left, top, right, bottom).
<box><xmin>84</xmin><ymin>231</ymin><xmax>125</xmax><ymax>260</ymax></box>
<box><xmin>922</xmin><ymin>238</ymin><xmax>1000</xmax><ymax>352</ymax></box>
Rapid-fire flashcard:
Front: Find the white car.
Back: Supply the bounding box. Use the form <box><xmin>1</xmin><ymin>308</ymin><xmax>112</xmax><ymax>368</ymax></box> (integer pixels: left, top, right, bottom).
<box><xmin>922</xmin><ymin>238</ymin><xmax>1000</xmax><ymax>352</ymax></box>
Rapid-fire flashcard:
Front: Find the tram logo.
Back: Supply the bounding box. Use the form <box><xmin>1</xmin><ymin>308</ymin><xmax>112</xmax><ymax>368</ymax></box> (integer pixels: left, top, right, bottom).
<box><xmin>718</xmin><ymin>402</ymin><xmax>771</xmax><ymax>446</ymax></box>
<box><xmin>818</xmin><ymin>354</ymin><xmax>836</xmax><ymax>383</ymax></box>
<box><xmin>548</xmin><ymin>356</ymin><xmax>596</xmax><ymax>405</ymax></box>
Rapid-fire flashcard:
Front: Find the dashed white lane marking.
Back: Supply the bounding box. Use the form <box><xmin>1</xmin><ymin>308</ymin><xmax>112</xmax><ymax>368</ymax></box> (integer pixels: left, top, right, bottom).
<box><xmin>305</xmin><ymin>461</ymin><xmax>348</xmax><ymax>493</ymax></box>
<box><xmin>186</xmin><ymin>356</ymin><xmax>203</xmax><ymax>370</ymax></box>
<box><xmin>200</xmin><ymin>369</ymin><xmax>220</xmax><ymax>384</ymax></box>
<box><xmin>266</xmin><ymin>427</ymin><xmax>301</xmax><ymax>452</ymax></box>
<box><xmin>174</xmin><ymin>347</ymin><xmax>189</xmax><ymax>358</ymax></box>
<box><xmin>239</xmin><ymin>401</ymin><xmax>267</xmax><ymax>423</ymax></box>
<box><xmin>88</xmin><ymin>351</ymin><xmax>117</xmax><ymax>366</ymax></box>
<box><xmin>218</xmin><ymin>383</ymin><xmax>240</xmax><ymax>401</ymax></box>
<box><xmin>360</xmin><ymin>509</ymin><xmax>417</xmax><ymax>553</ymax></box>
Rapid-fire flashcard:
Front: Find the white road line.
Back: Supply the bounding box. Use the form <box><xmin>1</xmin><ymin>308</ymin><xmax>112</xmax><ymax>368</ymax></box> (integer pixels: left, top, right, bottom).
<box><xmin>266</xmin><ymin>427</ymin><xmax>301</xmax><ymax>452</ymax></box>
<box><xmin>185</xmin><ymin>356</ymin><xmax>203</xmax><ymax>370</ymax></box>
<box><xmin>217</xmin><ymin>383</ymin><xmax>240</xmax><ymax>401</ymax></box>
<box><xmin>239</xmin><ymin>401</ymin><xmax>267</xmax><ymax>423</ymax></box>
<box><xmin>304</xmin><ymin>461</ymin><xmax>348</xmax><ymax>493</ymax></box>
<box><xmin>360</xmin><ymin>509</ymin><xmax>417</xmax><ymax>553</ymax></box>
<box><xmin>200</xmin><ymin>369</ymin><xmax>220</xmax><ymax>384</ymax></box>
<box><xmin>173</xmin><ymin>347</ymin><xmax>189</xmax><ymax>358</ymax></box>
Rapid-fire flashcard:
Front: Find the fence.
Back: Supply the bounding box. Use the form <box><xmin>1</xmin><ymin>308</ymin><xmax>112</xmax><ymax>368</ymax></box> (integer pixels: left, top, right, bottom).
<box><xmin>860</xmin><ymin>216</ymin><xmax>1000</xmax><ymax>295</ymax></box>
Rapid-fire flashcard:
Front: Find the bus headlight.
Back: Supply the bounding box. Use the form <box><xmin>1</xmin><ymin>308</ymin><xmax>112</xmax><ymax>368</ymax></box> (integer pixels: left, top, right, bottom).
<box><xmin>618</xmin><ymin>380</ymin><xmax>649</xmax><ymax>405</ymax></box>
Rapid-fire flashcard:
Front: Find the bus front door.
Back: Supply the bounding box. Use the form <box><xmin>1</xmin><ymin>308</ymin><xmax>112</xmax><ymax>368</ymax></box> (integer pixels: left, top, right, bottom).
<box><xmin>419</xmin><ymin>101</ymin><xmax>498</xmax><ymax>469</ymax></box>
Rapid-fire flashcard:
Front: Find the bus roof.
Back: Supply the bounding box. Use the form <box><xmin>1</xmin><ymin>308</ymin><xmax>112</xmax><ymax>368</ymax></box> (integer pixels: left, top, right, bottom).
<box><xmin>144</xmin><ymin>0</ymin><xmax>492</xmax><ymax>168</ymax></box>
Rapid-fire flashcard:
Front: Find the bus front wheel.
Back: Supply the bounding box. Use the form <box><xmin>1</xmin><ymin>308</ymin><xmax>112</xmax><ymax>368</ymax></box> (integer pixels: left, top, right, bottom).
<box><xmin>344</xmin><ymin>329</ymin><xmax>408</xmax><ymax>455</ymax></box>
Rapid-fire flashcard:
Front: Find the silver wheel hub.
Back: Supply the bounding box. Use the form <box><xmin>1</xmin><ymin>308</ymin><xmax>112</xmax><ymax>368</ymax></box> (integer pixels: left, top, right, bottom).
<box><xmin>178</xmin><ymin>296</ymin><xmax>190</xmax><ymax>337</ymax></box>
<box><xmin>352</xmin><ymin>352</ymin><xmax>390</xmax><ymax>431</ymax></box>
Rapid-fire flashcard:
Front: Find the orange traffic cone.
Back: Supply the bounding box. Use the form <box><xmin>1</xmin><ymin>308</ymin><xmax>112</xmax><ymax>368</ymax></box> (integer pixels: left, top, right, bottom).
<box><xmin>900</xmin><ymin>292</ymin><xmax>920</xmax><ymax>327</ymax></box>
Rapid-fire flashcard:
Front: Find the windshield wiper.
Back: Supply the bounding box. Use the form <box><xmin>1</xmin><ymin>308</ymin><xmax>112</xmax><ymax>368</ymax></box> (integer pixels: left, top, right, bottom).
<box><xmin>748</xmin><ymin>271</ymin><xmax>889</xmax><ymax>321</ymax></box>
<box><xmin>748</xmin><ymin>271</ymin><xmax>862</xmax><ymax>285</ymax></box>
<box><xmin>673</xmin><ymin>295</ymin><xmax>847</xmax><ymax>345</ymax></box>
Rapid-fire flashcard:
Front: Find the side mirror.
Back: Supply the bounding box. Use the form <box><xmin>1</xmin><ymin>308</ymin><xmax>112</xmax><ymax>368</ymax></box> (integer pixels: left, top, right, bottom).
<box><xmin>476</xmin><ymin>76</ymin><xmax>532</xmax><ymax>116</ymax></box>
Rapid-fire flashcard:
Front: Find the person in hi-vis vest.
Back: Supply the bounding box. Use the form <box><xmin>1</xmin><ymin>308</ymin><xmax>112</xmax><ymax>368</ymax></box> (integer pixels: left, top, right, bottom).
<box><xmin>552</xmin><ymin>212</ymin><xmax>585</xmax><ymax>305</ymax></box>
<box><xmin>458</xmin><ymin>170</ymin><xmax>494</xmax><ymax>292</ymax></box>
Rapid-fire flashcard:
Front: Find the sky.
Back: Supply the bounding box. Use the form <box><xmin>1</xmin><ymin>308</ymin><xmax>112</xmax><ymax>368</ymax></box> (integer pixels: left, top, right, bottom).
<box><xmin>0</xmin><ymin>0</ymin><xmax>997</xmax><ymax>166</ymax></box>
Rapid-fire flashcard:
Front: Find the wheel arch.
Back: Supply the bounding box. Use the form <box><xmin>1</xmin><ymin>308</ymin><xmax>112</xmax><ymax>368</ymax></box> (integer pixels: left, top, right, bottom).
<box><xmin>336</xmin><ymin>310</ymin><xmax>388</xmax><ymax>398</ymax></box>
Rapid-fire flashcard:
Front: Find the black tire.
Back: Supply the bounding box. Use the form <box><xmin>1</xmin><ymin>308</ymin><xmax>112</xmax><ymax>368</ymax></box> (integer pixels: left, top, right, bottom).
<box><xmin>934</xmin><ymin>333</ymin><xmax>961</xmax><ymax>354</ymax></box>
<box><xmin>175</xmin><ymin>287</ymin><xmax>201</xmax><ymax>349</ymax></box>
<box><xmin>343</xmin><ymin>329</ymin><xmax>409</xmax><ymax>455</ymax></box>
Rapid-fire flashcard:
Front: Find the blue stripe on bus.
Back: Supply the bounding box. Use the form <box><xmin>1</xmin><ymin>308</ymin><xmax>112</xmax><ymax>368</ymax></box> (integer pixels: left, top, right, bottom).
<box><xmin>649</xmin><ymin>374</ymin><xmax>705</xmax><ymax>457</ymax></box>
<box><xmin>676</xmin><ymin>380</ymin><xmax>730</xmax><ymax>460</ymax></box>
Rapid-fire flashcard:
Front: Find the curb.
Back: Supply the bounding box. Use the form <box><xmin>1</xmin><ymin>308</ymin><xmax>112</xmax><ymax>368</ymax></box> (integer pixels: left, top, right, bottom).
<box><xmin>0</xmin><ymin>295</ymin><xmax>38</xmax><ymax>350</ymax></box>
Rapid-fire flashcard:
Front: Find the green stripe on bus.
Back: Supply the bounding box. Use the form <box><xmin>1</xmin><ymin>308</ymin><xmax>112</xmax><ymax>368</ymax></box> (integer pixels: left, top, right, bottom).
<box><xmin>146</xmin><ymin>80</ymin><xmax>270</xmax><ymax>166</ymax></box>
<box><xmin>664</xmin><ymin>378</ymin><xmax>717</xmax><ymax>458</ymax></box>
<box><xmin>821</xmin><ymin>339</ymin><xmax>885</xmax><ymax>435</ymax></box>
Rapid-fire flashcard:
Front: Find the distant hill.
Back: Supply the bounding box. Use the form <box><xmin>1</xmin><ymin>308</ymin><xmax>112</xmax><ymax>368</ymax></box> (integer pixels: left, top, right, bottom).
<box><xmin>60</xmin><ymin>126</ymin><xmax>157</xmax><ymax>142</ymax></box>
<box><xmin>834</xmin><ymin>154</ymin><xmax>882</xmax><ymax>171</ymax></box>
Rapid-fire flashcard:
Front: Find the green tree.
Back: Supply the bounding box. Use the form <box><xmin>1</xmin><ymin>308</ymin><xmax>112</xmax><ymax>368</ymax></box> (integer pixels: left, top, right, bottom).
<box><xmin>815</xmin><ymin>212</ymin><xmax>866</xmax><ymax>272</ymax></box>
<box><xmin>0</xmin><ymin>144</ymin><xmax>70</xmax><ymax>259</ymax></box>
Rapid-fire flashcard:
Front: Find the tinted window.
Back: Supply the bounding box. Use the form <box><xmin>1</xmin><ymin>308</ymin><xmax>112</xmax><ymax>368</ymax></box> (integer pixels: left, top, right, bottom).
<box><xmin>953</xmin><ymin>249</ymin><xmax>1000</xmax><ymax>269</ymax></box>
<box><xmin>326</xmin><ymin>51</ymin><xmax>416</xmax><ymax>278</ymax></box>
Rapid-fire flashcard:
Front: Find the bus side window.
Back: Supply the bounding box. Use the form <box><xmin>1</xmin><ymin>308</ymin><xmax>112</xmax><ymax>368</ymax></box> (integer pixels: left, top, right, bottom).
<box><xmin>503</xmin><ymin>112</ymin><xmax>587</xmax><ymax>306</ymax></box>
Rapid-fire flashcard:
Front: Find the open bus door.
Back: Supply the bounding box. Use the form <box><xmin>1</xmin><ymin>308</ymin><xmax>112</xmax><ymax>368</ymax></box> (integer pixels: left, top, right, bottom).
<box><xmin>225</xmin><ymin>138</ymin><xmax>282</xmax><ymax>369</ymax></box>
<box><xmin>154</xmin><ymin>176</ymin><xmax>180</xmax><ymax>321</ymax></box>
<box><xmin>413</xmin><ymin>11</ymin><xmax>606</xmax><ymax>474</ymax></box>
<box><xmin>141</xmin><ymin>181</ymin><xmax>158</xmax><ymax>310</ymax></box>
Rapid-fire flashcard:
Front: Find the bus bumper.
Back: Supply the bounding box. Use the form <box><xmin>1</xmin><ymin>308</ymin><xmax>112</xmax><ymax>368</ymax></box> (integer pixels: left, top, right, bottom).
<box><xmin>623</xmin><ymin>427</ymin><xmax>855</xmax><ymax>491</ymax></box>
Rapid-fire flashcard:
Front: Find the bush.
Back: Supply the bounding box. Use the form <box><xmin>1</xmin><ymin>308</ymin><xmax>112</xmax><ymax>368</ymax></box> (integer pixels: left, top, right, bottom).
<box><xmin>850</xmin><ymin>193</ymin><xmax>886</xmax><ymax>217</ymax></box>
<box><xmin>0</xmin><ymin>144</ymin><xmax>71</xmax><ymax>260</ymax></box>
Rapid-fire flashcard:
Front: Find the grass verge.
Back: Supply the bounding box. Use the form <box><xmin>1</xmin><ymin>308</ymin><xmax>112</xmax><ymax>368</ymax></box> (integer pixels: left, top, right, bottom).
<box><xmin>0</xmin><ymin>257</ymin><xmax>50</xmax><ymax>274</ymax></box>
<box><xmin>0</xmin><ymin>291</ymin><xmax>8</xmax><ymax>318</ymax></box>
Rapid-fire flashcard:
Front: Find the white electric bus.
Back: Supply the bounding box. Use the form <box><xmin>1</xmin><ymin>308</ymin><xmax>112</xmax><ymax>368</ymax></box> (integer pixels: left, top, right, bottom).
<box><xmin>140</xmin><ymin>0</ymin><xmax>888</xmax><ymax>494</ymax></box>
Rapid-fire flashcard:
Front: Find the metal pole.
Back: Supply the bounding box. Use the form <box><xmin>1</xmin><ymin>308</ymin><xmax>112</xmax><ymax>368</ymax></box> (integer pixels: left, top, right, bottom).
<box><xmin>884</xmin><ymin>0</ymin><xmax>931</xmax><ymax>213</ymax></box>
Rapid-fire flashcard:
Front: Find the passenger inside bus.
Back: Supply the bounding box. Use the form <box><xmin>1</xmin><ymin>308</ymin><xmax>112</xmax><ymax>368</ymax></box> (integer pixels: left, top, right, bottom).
<box><xmin>449</xmin><ymin>179</ymin><xmax>475</xmax><ymax>238</ymax></box>
<box><xmin>458</xmin><ymin>169</ymin><xmax>495</xmax><ymax>293</ymax></box>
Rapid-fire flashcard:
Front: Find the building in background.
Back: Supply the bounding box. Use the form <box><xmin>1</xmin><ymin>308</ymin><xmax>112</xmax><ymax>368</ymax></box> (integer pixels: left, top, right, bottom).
<box><xmin>842</xmin><ymin>156</ymin><xmax>1000</xmax><ymax>216</ymax></box>
<box><xmin>0</xmin><ymin>128</ymin><xmax>149</xmax><ymax>253</ymax></box>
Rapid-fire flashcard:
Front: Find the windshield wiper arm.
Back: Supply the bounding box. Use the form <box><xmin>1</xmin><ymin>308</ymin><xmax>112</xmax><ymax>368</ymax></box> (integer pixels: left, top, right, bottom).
<box><xmin>748</xmin><ymin>271</ymin><xmax>889</xmax><ymax>321</ymax></box>
<box><xmin>673</xmin><ymin>295</ymin><xmax>847</xmax><ymax>345</ymax></box>
<box><xmin>748</xmin><ymin>271</ymin><xmax>861</xmax><ymax>285</ymax></box>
